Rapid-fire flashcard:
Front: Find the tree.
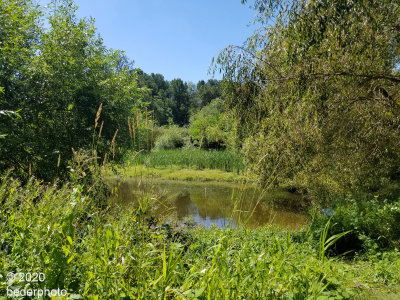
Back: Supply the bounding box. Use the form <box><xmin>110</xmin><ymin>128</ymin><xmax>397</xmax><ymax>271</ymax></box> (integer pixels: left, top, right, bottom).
<box><xmin>0</xmin><ymin>0</ymin><xmax>141</xmax><ymax>180</ymax></box>
<box><xmin>136</xmin><ymin>71</ymin><xmax>173</xmax><ymax>125</ymax></box>
<box><xmin>170</xmin><ymin>79</ymin><xmax>190</xmax><ymax>125</ymax></box>
<box><xmin>189</xmin><ymin>98</ymin><xmax>235</xmax><ymax>149</ymax></box>
<box><xmin>191</xmin><ymin>79</ymin><xmax>223</xmax><ymax>109</ymax></box>
<box><xmin>217</xmin><ymin>0</ymin><xmax>400</xmax><ymax>198</ymax></box>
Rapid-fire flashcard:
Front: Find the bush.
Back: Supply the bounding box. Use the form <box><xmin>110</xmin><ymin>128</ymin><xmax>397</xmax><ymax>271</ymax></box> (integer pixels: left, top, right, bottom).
<box><xmin>189</xmin><ymin>99</ymin><xmax>237</xmax><ymax>150</ymax></box>
<box><xmin>153</xmin><ymin>126</ymin><xmax>189</xmax><ymax>151</ymax></box>
<box><xmin>309</xmin><ymin>196</ymin><xmax>400</xmax><ymax>256</ymax></box>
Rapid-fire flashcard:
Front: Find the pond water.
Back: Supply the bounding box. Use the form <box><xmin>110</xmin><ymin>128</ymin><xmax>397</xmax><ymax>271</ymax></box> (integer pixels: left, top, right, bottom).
<box><xmin>111</xmin><ymin>178</ymin><xmax>307</xmax><ymax>230</ymax></box>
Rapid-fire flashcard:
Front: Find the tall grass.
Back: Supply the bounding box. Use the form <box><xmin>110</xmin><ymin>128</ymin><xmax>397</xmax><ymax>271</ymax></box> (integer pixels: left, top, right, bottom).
<box><xmin>125</xmin><ymin>149</ymin><xmax>246</xmax><ymax>174</ymax></box>
<box><xmin>2</xmin><ymin>174</ymin><xmax>400</xmax><ymax>298</ymax></box>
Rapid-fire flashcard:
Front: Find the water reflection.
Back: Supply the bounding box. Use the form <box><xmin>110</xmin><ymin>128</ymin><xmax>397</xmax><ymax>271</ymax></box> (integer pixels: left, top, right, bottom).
<box><xmin>111</xmin><ymin>178</ymin><xmax>306</xmax><ymax>229</ymax></box>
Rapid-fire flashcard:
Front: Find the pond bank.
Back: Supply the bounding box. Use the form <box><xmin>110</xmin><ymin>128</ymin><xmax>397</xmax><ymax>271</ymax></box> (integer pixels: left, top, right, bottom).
<box><xmin>113</xmin><ymin>164</ymin><xmax>252</xmax><ymax>183</ymax></box>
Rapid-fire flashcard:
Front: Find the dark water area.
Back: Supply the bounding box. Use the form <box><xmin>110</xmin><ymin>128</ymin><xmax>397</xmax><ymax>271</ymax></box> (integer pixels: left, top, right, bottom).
<box><xmin>110</xmin><ymin>178</ymin><xmax>307</xmax><ymax>230</ymax></box>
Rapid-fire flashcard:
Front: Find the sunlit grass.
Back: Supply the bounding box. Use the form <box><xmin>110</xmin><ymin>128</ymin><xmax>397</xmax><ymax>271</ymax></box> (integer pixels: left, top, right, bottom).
<box><xmin>124</xmin><ymin>149</ymin><xmax>246</xmax><ymax>174</ymax></box>
<box><xmin>117</xmin><ymin>165</ymin><xmax>249</xmax><ymax>183</ymax></box>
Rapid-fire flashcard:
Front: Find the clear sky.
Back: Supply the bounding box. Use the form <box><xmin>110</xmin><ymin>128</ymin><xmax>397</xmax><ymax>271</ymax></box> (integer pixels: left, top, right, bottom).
<box><xmin>40</xmin><ymin>0</ymin><xmax>257</xmax><ymax>83</ymax></box>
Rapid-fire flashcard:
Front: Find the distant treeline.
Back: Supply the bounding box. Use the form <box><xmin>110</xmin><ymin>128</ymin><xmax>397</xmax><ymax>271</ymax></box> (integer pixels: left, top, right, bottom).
<box><xmin>136</xmin><ymin>72</ymin><xmax>223</xmax><ymax>126</ymax></box>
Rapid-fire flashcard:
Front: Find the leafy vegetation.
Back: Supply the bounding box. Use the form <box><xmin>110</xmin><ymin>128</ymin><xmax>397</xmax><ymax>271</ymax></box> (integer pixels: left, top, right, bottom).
<box><xmin>217</xmin><ymin>0</ymin><xmax>400</xmax><ymax>199</ymax></box>
<box><xmin>0</xmin><ymin>0</ymin><xmax>226</xmax><ymax>182</ymax></box>
<box><xmin>125</xmin><ymin>149</ymin><xmax>246</xmax><ymax>174</ymax></box>
<box><xmin>0</xmin><ymin>0</ymin><xmax>143</xmax><ymax>181</ymax></box>
<box><xmin>309</xmin><ymin>196</ymin><xmax>400</xmax><ymax>256</ymax></box>
<box><xmin>1</xmin><ymin>0</ymin><xmax>400</xmax><ymax>298</ymax></box>
<box><xmin>2</xmin><ymin>175</ymin><xmax>400</xmax><ymax>299</ymax></box>
<box><xmin>189</xmin><ymin>98</ymin><xmax>237</xmax><ymax>150</ymax></box>
<box><xmin>118</xmin><ymin>165</ymin><xmax>248</xmax><ymax>182</ymax></box>
<box><xmin>152</xmin><ymin>126</ymin><xmax>190</xmax><ymax>151</ymax></box>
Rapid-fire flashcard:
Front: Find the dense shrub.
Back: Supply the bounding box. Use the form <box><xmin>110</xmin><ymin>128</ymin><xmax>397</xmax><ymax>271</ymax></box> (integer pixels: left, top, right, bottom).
<box><xmin>189</xmin><ymin>99</ymin><xmax>237</xmax><ymax>150</ymax></box>
<box><xmin>309</xmin><ymin>196</ymin><xmax>400</xmax><ymax>256</ymax></box>
<box><xmin>153</xmin><ymin>126</ymin><xmax>189</xmax><ymax>151</ymax></box>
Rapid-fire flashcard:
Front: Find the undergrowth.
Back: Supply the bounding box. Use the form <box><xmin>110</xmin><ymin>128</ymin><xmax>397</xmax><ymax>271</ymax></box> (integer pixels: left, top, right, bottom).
<box><xmin>1</xmin><ymin>175</ymin><xmax>400</xmax><ymax>299</ymax></box>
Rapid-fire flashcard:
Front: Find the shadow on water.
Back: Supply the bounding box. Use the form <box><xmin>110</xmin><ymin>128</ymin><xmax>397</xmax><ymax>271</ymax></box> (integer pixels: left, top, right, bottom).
<box><xmin>109</xmin><ymin>178</ymin><xmax>307</xmax><ymax>230</ymax></box>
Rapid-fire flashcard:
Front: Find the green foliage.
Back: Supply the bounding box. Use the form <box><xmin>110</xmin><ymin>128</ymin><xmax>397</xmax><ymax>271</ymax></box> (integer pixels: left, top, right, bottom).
<box><xmin>0</xmin><ymin>0</ymin><xmax>142</xmax><ymax>181</ymax></box>
<box><xmin>127</xmin><ymin>149</ymin><xmax>246</xmax><ymax>173</ymax></box>
<box><xmin>153</xmin><ymin>126</ymin><xmax>189</xmax><ymax>151</ymax></box>
<box><xmin>192</xmin><ymin>79</ymin><xmax>223</xmax><ymax>108</ymax></box>
<box><xmin>317</xmin><ymin>217</ymin><xmax>351</xmax><ymax>262</ymax></box>
<box><xmin>136</xmin><ymin>71</ymin><xmax>174</xmax><ymax>126</ymax></box>
<box><xmin>2</xmin><ymin>175</ymin><xmax>400</xmax><ymax>298</ymax></box>
<box><xmin>309</xmin><ymin>196</ymin><xmax>400</xmax><ymax>255</ymax></box>
<box><xmin>136</xmin><ymin>72</ymin><xmax>224</xmax><ymax>127</ymax></box>
<box><xmin>189</xmin><ymin>98</ymin><xmax>237</xmax><ymax>149</ymax></box>
<box><xmin>217</xmin><ymin>0</ymin><xmax>400</xmax><ymax>197</ymax></box>
<box><xmin>170</xmin><ymin>79</ymin><xmax>190</xmax><ymax>126</ymax></box>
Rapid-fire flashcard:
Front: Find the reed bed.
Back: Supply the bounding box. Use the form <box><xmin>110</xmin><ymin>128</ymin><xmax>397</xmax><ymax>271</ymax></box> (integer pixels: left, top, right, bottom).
<box><xmin>125</xmin><ymin>149</ymin><xmax>246</xmax><ymax>174</ymax></box>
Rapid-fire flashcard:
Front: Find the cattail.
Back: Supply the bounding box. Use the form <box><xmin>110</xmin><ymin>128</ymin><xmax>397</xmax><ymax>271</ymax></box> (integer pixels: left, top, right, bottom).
<box><xmin>98</xmin><ymin>121</ymin><xmax>104</xmax><ymax>138</ymax></box>
<box><xmin>95</xmin><ymin>103</ymin><xmax>103</xmax><ymax>129</ymax></box>
<box><xmin>111</xmin><ymin>129</ymin><xmax>118</xmax><ymax>159</ymax></box>
<box><xmin>57</xmin><ymin>154</ymin><xmax>61</xmax><ymax>168</ymax></box>
<box><xmin>128</xmin><ymin>117</ymin><xmax>132</xmax><ymax>138</ymax></box>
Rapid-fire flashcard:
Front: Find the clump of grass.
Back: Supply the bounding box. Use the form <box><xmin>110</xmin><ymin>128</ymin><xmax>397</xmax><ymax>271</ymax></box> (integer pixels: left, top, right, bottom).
<box><xmin>125</xmin><ymin>149</ymin><xmax>246</xmax><ymax>174</ymax></box>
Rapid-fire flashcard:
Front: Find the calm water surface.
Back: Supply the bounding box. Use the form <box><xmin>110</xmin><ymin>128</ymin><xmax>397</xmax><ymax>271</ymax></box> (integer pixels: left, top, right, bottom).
<box><xmin>111</xmin><ymin>178</ymin><xmax>306</xmax><ymax>229</ymax></box>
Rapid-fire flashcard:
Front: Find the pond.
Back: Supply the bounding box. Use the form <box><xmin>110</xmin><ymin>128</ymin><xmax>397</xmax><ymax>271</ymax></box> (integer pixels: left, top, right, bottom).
<box><xmin>110</xmin><ymin>178</ymin><xmax>307</xmax><ymax>230</ymax></box>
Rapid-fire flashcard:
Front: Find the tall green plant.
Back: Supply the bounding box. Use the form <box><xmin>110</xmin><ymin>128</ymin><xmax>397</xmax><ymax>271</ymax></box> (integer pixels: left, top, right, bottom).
<box><xmin>217</xmin><ymin>0</ymin><xmax>400</xmax><ymax>198</ymax></box>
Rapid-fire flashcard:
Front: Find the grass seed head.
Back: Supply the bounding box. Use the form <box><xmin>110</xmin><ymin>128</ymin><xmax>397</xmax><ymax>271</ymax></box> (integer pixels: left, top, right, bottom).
<box><xmin>99</xmin><ymin>121</ymin><xmax>104</xmax><ymax>138</ymax></box>
<box><xmin>111</xmin><ymin>129</ymin><xmax>119</xmax><ymax>159</ymax></box>
<box><xmin>95</xmin><ymin>103</ymin><xmax>103</xmax><ymax>129</ymax></box>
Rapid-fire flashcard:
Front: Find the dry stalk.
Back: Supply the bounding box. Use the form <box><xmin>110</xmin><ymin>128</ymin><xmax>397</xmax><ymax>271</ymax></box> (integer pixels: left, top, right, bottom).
<box><xmin>98</xmin><ymin>121</ymin><xmax>104</xmax><ymax>138</ymax></box>
<box><xmin>95</xmin><ymin>103</ymin><xmax>103</xmax><ymax>129</ymax></box>
<box><xmin>57</xmin><ymin>154</ymin><xmax>61</xmax><ymax>168</ymax></box>
<box><xmin>136</xmin><ymin>110</ymin><xmax>140</xmax><ymax>128</ymax></box>
<box><xmin>111</xmin><ymin>129</ymin><xmax>119</xmax><ymax>159</ymax></box>
<box><xmin>102</xmin><ymin>154</ymin><xmax>107</xmax><ymax>171</ymax></box>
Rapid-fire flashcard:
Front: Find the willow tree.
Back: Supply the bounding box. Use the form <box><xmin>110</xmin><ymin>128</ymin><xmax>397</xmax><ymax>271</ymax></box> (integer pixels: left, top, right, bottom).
<box><xmin>217</xmin><ymin>0</ymin><xmax>400</xmax><ymax>198</ymax></box>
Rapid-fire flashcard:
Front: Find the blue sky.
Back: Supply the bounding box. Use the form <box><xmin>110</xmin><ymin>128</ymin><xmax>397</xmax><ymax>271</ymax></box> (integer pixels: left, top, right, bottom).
<box><xmin>40</xmin><ymin>0</ymin><xmax>257</xmax><ymax>83</ymax></box>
